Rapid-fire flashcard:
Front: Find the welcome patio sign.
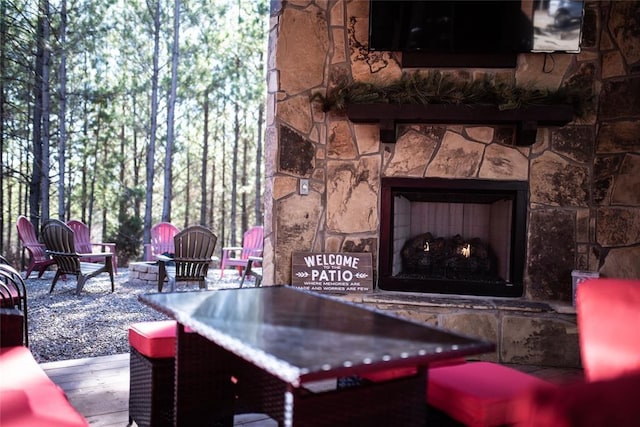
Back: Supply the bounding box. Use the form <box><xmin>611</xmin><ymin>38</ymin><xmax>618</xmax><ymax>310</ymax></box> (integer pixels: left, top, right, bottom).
<box><xmin>291</xmin><ymin>252</ymin><xmax>373</xmax><ymax>293</ymax></box>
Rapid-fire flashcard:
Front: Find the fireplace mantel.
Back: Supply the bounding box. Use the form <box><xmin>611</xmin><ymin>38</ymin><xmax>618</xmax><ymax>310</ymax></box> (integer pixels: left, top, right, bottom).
<box><xmin>346</xmin><ymin>103</ymin><xmax>574</xmax><ymax>145</ymax></box>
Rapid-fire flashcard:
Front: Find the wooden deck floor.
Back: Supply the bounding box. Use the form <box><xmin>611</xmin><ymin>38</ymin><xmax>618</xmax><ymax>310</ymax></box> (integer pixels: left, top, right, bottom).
<box><xmin>41</xmin><ymin>353</ymin><xmax>583</xmax><ymax>426</ymax></box>
<box><xmin>41</xmin><ymin>353</ymin><xmax>130</xmax><ymax>427</ymax></box>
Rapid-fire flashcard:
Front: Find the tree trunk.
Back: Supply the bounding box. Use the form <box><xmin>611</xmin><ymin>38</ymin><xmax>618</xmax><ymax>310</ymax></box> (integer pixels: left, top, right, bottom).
<box><xmin>230</xmin><ymin>99</ymin><xmax>239</xmax><ymax>246</ymax></box>
<box><xmin>255</xmin><ymin>95</ymin><xmax>263</xmax><ymax>225</ymax></box>
<box><xmin>30</xmin><ymin>2</ymin><xmax>47</xmax><ymax>232</ymax></box>
<box><xmin>143</xmin><ymin>0</ymin><xmax>161</xmax><ymax>257</ymax></box>
<box><xmin>80</xmin><ymin>53</ymin><xmax>89</xmax><ymax>221</ymax></box>
<box><xmin>208</xmin><ymin>102</ymin><xmax>217</xmax><ymax>233</ymax></box>
<box><xmin>118</xmin><ymin>103</ymin><xmax>126</xmax><ymax>233</ymax></box>
<box><xmin>241</xmin><ymin>116</ymin><xmax>248</xmax><ymax>232</ymax></box>
<box><xmin>184</xmin><ymin>149</ymin><xmax>190</xmax><ymax>228</ymax></box>
<box><xmin>220</xmin><ymin>110</ymin><xmax>227</xmax><ymax>249</ymax></box>
<box><xmin>200</xmin><ymin>90</ymin><xmax>209</xmax><ymax>225</ymax></box>
<box><xmin>162</xmin><ymin>0</ymin><xmax>180</xmax><ymax>223</ymax></box>
<box><xmin>57</xmin><ymin>0</ymin><xmax>67</xmax><ymax>219</ymax></box>
<box><xmin>40</xmin><ymin>0</ymin><xmax>51</xmax><ymax>223</ymax></box>
<box><xmin>87</xmin><ymin>122</ymin><xmax>100</xmax><ymax>229</ymax></box>
<box><xmin>132</xmin><ymin>92</ymin><xmax>141</xmax><ymax>219</ymax></box>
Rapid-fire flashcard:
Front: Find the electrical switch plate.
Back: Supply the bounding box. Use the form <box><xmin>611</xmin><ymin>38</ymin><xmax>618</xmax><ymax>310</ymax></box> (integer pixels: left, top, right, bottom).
<box><xmin>299</xmin><ymin>179</ymin><xmax>309</xmax><ymax>195</ymax></box>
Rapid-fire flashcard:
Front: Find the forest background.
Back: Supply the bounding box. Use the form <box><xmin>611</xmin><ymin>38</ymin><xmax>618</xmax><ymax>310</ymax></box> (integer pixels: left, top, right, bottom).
<box><xmin>1</xmin><ymin>0</ymin><xmax>269</xmax><ymax>266</ymax></box>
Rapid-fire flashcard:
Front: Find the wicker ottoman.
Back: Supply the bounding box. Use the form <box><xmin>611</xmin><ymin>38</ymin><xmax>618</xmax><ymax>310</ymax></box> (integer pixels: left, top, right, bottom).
<box><xmin>128</xmin><ymin>320</ymin><xmax>177</xmax><ymax>427</ymax></box>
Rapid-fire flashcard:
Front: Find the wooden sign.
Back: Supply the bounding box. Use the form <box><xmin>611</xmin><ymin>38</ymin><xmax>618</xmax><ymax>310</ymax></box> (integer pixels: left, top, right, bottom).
<box><xmin>291</xmin><ymin>252</ymin><xmax>373</xmax><ymax>293</ymax></box>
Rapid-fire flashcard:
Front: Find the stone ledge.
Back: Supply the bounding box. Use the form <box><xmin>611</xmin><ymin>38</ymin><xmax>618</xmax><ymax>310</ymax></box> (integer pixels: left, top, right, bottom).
<box><xmin>354</xmin><ymin>290</ymin><xmax>576</xmax><ymax>315</ymax></box>
<box><xmin>340</xmin><ymin>290</ymin><xmax>580</xmax><ymax>368</ymax></box>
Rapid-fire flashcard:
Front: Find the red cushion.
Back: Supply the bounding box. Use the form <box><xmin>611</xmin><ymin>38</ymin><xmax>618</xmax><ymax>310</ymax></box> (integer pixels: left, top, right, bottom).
<box><xmin>427</xmin><ymin>361</ymin><xmax>552</xmax><ymax>427</ymax></box>
<box><xmin>128</xmin><ymin>320</ymin><xmax>177</xmax><ymax>358</ymax></box>
<box><xmin>511</xmin><ymin>369</ymin><xmax>640</xmax><ymax>427</ymax></box>
<box><xmin>362</xmin><ymin>357</ymin><xmax>467</xmax><ymax>382</ymax></box>
<box><xmin>0</xmin><ymin>387</ymin><xmax>89</xmax><ymax>427</ymax></box>
<box><xmin>576</xmin><ymin>278</ymin><xmax>640</xmax><ymax>382</ymax></box>
<box><xmin>0</xmin><ymin>347</ymin><xmax>89</xmax><ymax>426</ymax></box>
<box><xmin>0</xmin><ymin>346</ymin><xmax>53</xmax><ymax>386</ymax></box>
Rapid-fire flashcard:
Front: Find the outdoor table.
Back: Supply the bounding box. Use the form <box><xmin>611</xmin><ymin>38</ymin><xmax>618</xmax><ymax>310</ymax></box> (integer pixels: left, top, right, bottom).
<box><xmin>139</xmin><ymin>286</ymin><xmax>494</xmax><ymax>426</ymax></box>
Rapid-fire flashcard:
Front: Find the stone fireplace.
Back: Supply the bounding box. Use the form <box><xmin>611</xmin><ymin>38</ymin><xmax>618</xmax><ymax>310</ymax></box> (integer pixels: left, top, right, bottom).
<box><xmin>379</xmin><ymin>177</ymin><xmax>527</xmax><ymax>297</ymax></box>
<box><xmin>263</xmin><ymin>1</ymin><xmax>640</xmax><ymax>368</ymax></box>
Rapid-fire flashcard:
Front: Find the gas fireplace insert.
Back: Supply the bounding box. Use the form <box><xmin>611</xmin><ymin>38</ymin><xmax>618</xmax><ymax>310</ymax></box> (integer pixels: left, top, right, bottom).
<box><xmin>379</xmin><ymin>178</ymin><xmax>527</xmax><ymax>297</ymax></box>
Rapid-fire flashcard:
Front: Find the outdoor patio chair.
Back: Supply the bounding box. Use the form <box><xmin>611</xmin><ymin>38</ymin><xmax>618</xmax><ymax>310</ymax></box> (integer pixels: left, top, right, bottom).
<box><xmin>576</xmin><ymin>277</ymin><xmax>640</xmax><ymax>382</ymax></box>
<box><xmin>16</xmin><ymin>215</ymin><xmax>56</xmax><ymax>279</ymax></box>
<box><xmin>67</xmin><ymin>219</ymin><xmax>118</xmax><ymax>274</ymax></box>
<box><xmin>509</xmin><ymin>278</ymin><xmax>640</xmax><ymax>426</ymax></box>
<box><xmin>157</xmin><ymin>225</ymin><xmax>217</xmax><ymax>292</ymax></box>
<box><xmin>42</xmin><ymin>219</ymin><xmax>114</xmax><ymax>295</ymax></box>
<box><xmin>0</xmin><ymin>260</ymin><xmax>28</xmax><ymax>346</ymax></box>
<box><xmin>144</xmin><ymin>222</ymin><xmax>179</xmax><ymax>261</ymax></box>
<box><xmin>219</xmin><ymin>225</ymin><xmax>263</xmax><ymax>278</ymax></box>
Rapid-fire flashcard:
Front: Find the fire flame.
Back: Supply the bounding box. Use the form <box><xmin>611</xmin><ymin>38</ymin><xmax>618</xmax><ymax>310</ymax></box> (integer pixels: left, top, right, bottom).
<box><xmin>461</xmin><ymin>243</ymin><xmax>471</xmax><ymax>258</ymax></box>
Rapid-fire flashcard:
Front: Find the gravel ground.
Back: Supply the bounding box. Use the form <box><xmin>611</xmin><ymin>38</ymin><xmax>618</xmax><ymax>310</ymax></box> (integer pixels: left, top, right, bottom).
<box><xmin>24</xmin><ymin>268</ymin><xmax>245</xmax><ymax>363</ymax></box>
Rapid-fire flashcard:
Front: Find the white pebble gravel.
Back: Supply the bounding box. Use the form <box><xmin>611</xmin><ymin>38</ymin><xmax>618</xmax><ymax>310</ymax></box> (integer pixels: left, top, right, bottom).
<box><xmin>23</xmin><ymin>268</ymin><xmax>245</xmax><ymax>363</ymax></box>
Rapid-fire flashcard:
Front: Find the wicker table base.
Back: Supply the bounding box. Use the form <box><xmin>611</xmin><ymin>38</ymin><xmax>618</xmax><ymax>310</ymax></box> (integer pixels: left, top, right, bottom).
<box><xmin>174</xmin><ymin>324</ymin><xmax>427</xmax><ymax>426</ymax></box>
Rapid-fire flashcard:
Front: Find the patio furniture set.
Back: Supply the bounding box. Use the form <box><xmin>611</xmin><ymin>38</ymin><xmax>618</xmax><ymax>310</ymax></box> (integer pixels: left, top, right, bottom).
<box><xmin>126</xmin><ymin>277</ymin><xmax>640</xmax><ymax>427</ymax></box>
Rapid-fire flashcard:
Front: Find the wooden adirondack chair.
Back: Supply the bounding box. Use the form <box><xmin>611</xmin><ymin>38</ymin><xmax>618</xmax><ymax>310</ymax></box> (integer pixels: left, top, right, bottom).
<box><xmin>16</xmin><ymin>215</ymin><xmax>56</xmax><ymax>279</ymax></box>
<box><xmin>157</xmin><ymin>225</ymin><xmax>217</xmax><ymax>292</ymax></box>
<box><xmin>67</xmin><ymin>220</ymin><xmax>118</xmax><ymax>274</ymax></box>
<box><xmin>144</xmin><ymin>222</ymin><xmax>180</xmax><ymax>261</ymax></box>
<box><xmin>220</xmin><ymin>225</ymin><xmax>263</xmax><ymax>278</ymax></box>
<box><xmin>42</xmin><ymin>219</ymin><xmax>114</xmax><ymax>295</ymax></box>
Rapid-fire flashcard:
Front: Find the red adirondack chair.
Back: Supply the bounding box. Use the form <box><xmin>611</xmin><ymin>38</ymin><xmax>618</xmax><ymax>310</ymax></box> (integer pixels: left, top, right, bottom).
<box><xmin>15</xmin><ymin>215</ymin><xmax>56</xmax><ymax>279</ymax></box>
<box><xmin>67</xmin><ymin>220</ymin><xmax>118</xmax><ymax>274</ymax></box>
<box><xmin>220</xmin><ymin>225</ymin><xmax>263</xmax><ymax>278</ymax></box>
<box><xmin>144</xmin><ymin>222</ymin><xmax>180</xmax><ymax>261</ymax></box>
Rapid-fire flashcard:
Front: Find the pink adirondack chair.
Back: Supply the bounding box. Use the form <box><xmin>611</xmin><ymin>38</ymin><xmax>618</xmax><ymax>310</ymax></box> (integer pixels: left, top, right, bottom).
<box><xmin>144</xmin><ymin>222</ymin><xmax>180</xmax><ymax>261</ymax></box>
<box><xmin>67</xmin><ymin>220</ymin><xmax>118</xmax><ymax>274</ymax></box>
<box><xmin>220</xmin><ymin>225</ymin><xmax>263</xmax><ymax>278</ymax></box>
<box><xmin>16</xmin><ymin>215</ymin><xmax>56</xmax><ymax>278</ymax></box>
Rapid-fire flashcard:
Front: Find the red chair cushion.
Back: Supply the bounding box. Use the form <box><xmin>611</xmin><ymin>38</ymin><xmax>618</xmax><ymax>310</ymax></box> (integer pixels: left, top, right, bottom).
<box><xmin>361</xmin><ymin>357</ymin><xmax>467</xmax><ymax>383</ymax></box>
<box><xmin>576</xmin><ymin>278</ymin><xmax>640</xmax><ymax>382</ymax></box>
<box><xmin>511</xmin><ymin>369</ymin><xmax>640</xmax><ymax>427</ymax></box>
<box><xmin>128</xmin><ymin>320</ymin><xmax>177</xmax><ymax>358</ymax></box>
<box><xmin>0</xmin><ymin>347</ymin><xmax>89</xmax><ymax>426</ymax></box>
<box><xmin>427</xmin><ymin>361</ymin><xmax>552</xmax><ymax>427</ymax></box>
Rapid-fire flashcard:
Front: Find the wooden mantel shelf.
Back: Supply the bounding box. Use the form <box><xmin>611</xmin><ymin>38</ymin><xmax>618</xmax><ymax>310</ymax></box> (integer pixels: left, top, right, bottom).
<box><xmin>345</xmin><ymin>103</ymin><xmax>574</xmax><ymax>146</ymax></box>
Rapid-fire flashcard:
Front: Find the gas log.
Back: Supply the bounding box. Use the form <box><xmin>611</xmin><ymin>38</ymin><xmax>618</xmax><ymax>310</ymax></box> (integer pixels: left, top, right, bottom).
<box><xmin>401</xmin><ymin>233</ymin><xmax>497</xmax><ymax>279</ymax></box>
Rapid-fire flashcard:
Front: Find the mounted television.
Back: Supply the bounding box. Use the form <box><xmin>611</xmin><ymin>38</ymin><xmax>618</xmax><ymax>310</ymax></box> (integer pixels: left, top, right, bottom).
<box><xmin>368</xmin><ymin>0</ymin><xmax>584</xmax><ymax>60</ymax></box>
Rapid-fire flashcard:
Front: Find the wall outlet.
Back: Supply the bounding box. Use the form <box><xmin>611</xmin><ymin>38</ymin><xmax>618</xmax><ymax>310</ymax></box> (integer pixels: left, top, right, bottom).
<box><xmin>299</xmin><ymin>179</ymin><xmax>309</xmax><ymax>195</ymax></box>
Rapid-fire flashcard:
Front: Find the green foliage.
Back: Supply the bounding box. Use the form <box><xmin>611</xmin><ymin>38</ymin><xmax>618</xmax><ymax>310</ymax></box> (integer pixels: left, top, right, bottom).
<box><xmin>1</xmin><ymin>0</ymin><xmax>269</xmax><ymax>258</ymax></box>
<box><xmin>107</xmin><ymin>187</ymin><xmax>145</xmax><ymax>266</ymax></box>
<box><xmin>311</xmin><ymin>71</ymin><xmax>593</xmax><ymax>117</ymax></box>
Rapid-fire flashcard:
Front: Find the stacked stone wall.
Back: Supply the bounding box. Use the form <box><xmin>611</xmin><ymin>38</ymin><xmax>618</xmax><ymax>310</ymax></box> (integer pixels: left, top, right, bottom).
<box><xmin>266</xmin><ymin>0</ymin><xmax>640</xmax><ymax>302</ymax></box>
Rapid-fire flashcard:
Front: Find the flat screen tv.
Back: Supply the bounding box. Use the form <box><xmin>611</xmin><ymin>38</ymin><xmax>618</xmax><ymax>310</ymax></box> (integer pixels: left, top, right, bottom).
<box><xmin>368</xmin><ymin>0</ymin><xmax>584</xmax><ymax>55</ymax></box>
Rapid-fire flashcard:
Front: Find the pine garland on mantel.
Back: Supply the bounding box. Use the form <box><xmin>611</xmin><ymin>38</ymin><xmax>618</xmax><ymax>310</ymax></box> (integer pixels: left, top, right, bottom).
<box><xmin>311</xmin><ymin>71</ymin><xmax>592</xmax><ymax>118</ymax></box>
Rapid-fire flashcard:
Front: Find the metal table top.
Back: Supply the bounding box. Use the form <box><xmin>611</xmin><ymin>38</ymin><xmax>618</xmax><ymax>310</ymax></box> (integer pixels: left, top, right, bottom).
<box><xmin>139</xmin><ymin>286</ymin><xmax>494</xmax><ymax>387</ymax></box>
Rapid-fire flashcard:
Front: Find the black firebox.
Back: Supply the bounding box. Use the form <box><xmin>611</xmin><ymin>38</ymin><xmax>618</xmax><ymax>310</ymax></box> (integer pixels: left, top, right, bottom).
<box><xmin>379</xmin><ymin>177</ymin><xmax>527</xmax><ymax>297</ymax></box>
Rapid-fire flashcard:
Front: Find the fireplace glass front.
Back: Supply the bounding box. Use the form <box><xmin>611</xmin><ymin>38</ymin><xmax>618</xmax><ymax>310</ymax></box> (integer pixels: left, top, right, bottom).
<box><xmin>379</xmin><ymin>178</ymin><xmax>527</xmax><ymax>297</ymax></box>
